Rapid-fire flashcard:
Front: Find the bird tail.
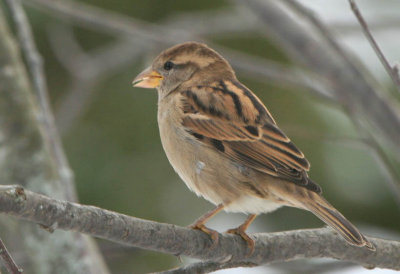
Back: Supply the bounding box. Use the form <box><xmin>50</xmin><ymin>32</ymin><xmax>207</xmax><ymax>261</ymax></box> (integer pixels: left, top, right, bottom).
<box><xmin>301</xmin><ymin>191</ymin><xmax>375</xmax><ymax>251</ymax></box>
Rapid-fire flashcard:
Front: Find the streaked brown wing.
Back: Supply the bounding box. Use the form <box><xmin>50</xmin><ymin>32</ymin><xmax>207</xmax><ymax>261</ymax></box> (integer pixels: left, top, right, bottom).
<box><xmin>180</xmin><ymin>79</ymin><xmax>320</xmax><ymax>192</ymax></box>
<box><xmin>183</xmin><ymin>114</ymin><xmax>262</xmax><ymax>141</ymax></box>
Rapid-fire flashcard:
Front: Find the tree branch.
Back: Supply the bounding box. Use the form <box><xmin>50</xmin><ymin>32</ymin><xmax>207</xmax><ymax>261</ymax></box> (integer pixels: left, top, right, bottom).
<box><xmin>0</xmin><ymin>185</ymin><xmax>399</xmax><ymax>271</ymax></box>
<box><xmin>0</xmin><ymin>238</ymin><xmax>23</xmax><ymax>274</ymax></box>
<box><xmin>0</xmin><ymin>6</ymin><xmax>108</xmax><ymax>273</ymax></box>
<box><xmin>349</xmin><ymin>0</ymin><xmax>400</xmax><ymax>91</ymax></box>
<box><xmin>4</xmin><ymin>0</ymin><xmax>76</xmax><ymax>201</ymax></box>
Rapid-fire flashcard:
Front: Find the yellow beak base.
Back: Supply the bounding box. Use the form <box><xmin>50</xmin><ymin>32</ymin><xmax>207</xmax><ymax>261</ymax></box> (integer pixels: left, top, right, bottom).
<box><xmin>132</xmin><ymin>67</ymin><xmax>163</xmax><ymax>88</ymax></box>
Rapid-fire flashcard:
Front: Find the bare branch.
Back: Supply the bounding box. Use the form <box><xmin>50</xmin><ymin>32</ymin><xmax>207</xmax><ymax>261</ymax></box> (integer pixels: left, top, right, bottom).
<box><xmin>0</xmin><ymin>185</ymin><xmax>399</xmax><ymax>271</ymax></box>
<box><xmin>24</xmin><ymin>0</ymin><xmax>335</xmax><ymax>103</ymax></box>
<box><xmin>349</xmin><ymin>0</ymin><xmax>400</xmax><ymax>91</ymax></box>
<box><xmin>4</xmin><ymin>0</ymin><xmax>76</xmax><ymax>201</ymax></box>
<box><xmin>0</xmin><ymin>238</ymin><xmax>23</xmax><ymax>274</ymax></box>
<box><xmin>0</xmin><ymin>7</ymin><xmax>108</xmax><ymax>273</ymax></box>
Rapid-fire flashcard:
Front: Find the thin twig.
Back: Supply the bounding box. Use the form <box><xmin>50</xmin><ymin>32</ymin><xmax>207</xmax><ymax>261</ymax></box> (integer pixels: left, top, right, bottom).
<box><xmin>4</xmin><ymin>0</ymin><xmax>76</xmax><ymax>201</ymax></box>
<box><xmin>0</xmin><ymin>238</ymin><xmax>23</xmax><ymax>274</ymax></box>
<box><xmin>349</xmin><ymin>0</ymin><xmax>400</xmax><ymax>90</ymax></box>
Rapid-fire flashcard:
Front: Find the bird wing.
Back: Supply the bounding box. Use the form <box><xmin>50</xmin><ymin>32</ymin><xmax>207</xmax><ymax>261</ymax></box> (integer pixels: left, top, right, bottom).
<box><xmin>179</xmin><ymin>79</ymin><xmax>321</xmax><ymax>193</ymax></box>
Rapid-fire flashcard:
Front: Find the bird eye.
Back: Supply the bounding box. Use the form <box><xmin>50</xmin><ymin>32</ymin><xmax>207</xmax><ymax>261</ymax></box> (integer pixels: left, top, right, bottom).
<box><xmin>163</xmin><ymin>61</ymin><xmax>174</xmax><ymax>71</ymax></box>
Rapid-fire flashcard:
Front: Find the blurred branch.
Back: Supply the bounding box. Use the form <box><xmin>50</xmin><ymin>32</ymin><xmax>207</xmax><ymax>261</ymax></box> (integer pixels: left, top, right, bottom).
<box><xmin>0</xmin><ymin>238</ymin><xmax>23</xmax><ymax>274</ymax></box>
<box><xmin>24</xmin><ymin>0</ymin><xmax>335</xmax><ymax>102</ymax></box>
<box><xmin>0</xmin><ymin>5</ymin><xmax>108</xmax><ymax>273</ymax></box>
<box><xmin>1</xmin><ymin>185</ymin><xmax>399</xmax><ymax>272</ymax></box>
<box><xmin>46</xmin><ymin>24</ymin><xmax>144</xmax><ymax>133</ymax></box>
<box><xmin>4</xmin><ymin>0</ymin><xmax>75</xmax><ymax>201</ymax></box>
<box><xmin>349</xmin><ymin>0</ymin><xmax>400</xmax><ymax>91</ymax></box>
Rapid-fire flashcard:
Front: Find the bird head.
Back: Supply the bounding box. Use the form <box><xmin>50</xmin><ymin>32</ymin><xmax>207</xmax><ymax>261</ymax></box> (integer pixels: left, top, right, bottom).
<box><xmin>132</xmin><ymin>42</ymin><xmax>235</xmax><ymax>98</ymax></box>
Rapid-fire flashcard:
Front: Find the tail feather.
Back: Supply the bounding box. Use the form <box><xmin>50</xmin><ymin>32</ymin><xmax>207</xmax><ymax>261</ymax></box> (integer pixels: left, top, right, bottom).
<box><xmin>303</xmin><ymin>193</ymin><xmax>375</xmax><ymax>251</ymax></box>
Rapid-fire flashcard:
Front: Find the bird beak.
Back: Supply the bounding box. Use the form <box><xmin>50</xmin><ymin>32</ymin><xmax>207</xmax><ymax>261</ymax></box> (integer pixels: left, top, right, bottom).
<box><xmin>132</xmin><ymin>67</ymin><xmax>163</xmax><ymax>88</ymax></box>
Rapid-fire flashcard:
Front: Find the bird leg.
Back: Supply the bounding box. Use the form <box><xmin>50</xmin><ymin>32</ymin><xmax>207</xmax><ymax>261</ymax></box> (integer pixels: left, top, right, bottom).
<box><xmin>226</xmin><ymin>214</ymin><xmax>257</xmax><ymax>255</ymax></box>
<box><xmin>189</xmin><ymin>204</ymin><xmax>224</xmax><ymax>248</ymax></box>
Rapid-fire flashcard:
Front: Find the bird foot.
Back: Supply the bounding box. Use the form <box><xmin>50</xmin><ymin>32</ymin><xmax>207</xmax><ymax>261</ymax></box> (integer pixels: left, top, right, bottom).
<box><xmin>190</xmin><ymin>223</ymin><xmax>219</xmax><ymax>248</ymax></box>
<box><xmin>226</xmin><ymin>227</ymin><xmax>255</xmax><ymax>256</ymax></box>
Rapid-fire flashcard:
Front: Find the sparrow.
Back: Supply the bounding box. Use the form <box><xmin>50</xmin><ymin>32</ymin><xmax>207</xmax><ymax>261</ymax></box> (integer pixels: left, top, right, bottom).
<box><xmin>132</xmin><ymin>41</ymin><xmax>374</xmax><ymax>253</ymax></box>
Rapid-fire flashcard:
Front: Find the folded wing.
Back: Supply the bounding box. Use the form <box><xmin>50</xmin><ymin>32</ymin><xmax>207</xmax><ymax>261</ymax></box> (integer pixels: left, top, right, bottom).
<box><xmin>180</xmin><ymin>80</ymin><xmax>321</xmax><ymax>193</ymax></box>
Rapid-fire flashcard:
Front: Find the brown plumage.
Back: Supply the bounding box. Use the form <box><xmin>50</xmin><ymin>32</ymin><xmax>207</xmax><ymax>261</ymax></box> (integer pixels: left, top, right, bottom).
<box><xmin>132</xmin><ymin>41</ymin><xmax>374</xmax><ymax>253</ymax></box>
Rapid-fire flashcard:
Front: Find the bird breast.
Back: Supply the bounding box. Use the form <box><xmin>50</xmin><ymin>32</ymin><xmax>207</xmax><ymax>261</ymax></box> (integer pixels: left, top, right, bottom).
<box><xmin>157</xmin><ymin>95</ymin><xmax>239</xmax><ymax>205</ymax></box>
<box><xmin>156</xmin><ymin>95</ymin><xmax>284</xmax><ymax>214</ymax></box>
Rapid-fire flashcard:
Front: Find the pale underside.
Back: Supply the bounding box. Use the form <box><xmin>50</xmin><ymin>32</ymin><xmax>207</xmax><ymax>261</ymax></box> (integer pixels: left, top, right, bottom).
<box><xmin>157</xmin><ymin>93</ymin><xmax>303</xmax><ymax>214</ymax></box>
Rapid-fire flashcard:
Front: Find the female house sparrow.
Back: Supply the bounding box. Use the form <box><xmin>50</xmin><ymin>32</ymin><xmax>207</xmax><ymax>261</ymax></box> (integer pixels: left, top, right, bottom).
<box><xmin>132</xmin><ymin>42</ymin><xmax>374</xmax><ymax>252</ymax></box>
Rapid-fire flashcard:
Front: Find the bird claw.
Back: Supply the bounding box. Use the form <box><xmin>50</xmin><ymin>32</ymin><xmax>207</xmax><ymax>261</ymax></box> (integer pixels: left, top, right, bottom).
<box><xmin>226</xmin><ymin>227</ymin><xmax>255</xmax><ymax>256</ymax></box>
<box><xmin>190</xmin><ymin>223</ymin><xmax>219</xmax><ymax>248</ymax></box>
